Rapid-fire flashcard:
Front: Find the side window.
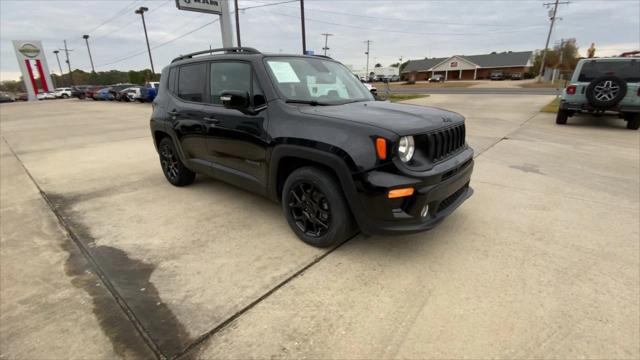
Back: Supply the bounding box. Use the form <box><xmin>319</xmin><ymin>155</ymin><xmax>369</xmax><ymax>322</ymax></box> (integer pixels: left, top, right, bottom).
<box><xmin>168</xmin><ymin>68</ymin><xmax>177</xmax><ymax>93</ymax></box>
<box><xmin>210</xmin><ymin>62</ymin><xmax>251</xmax><ymax>105</ymax></box>
<box><xmin>178</xmin><ymin>63</ymin><xmax>205</xmax><ymax>102</ymax></box>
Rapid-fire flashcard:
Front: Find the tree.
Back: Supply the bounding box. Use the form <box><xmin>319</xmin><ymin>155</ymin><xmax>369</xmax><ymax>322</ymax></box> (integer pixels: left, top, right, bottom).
<box><xmin>530</xmin><ymin>38</ymin><xmax>580</xmax><ymax>77</ymax></box>
<box><xmin>399</xmin><ymin>61</ymin><xmax>409</xmax><ymax>73</ymax></box>
<box><xmin>374</xmin><ymin>63</ymin><xmax>382</xmax><ymax>68</ymax></box>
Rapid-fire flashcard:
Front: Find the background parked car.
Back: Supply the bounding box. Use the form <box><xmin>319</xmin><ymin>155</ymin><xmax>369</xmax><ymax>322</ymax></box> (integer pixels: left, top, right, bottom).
<box><xmin>37</xmin><ymin>92</ymin><xmax>56</xmax><ymax>100</ymax></box>
<box><xmin>144</xmin><ymin>82</ymin><xmax>159</xmax><ymax>102</ymax></box>
<box><xmin>16</xmin><ymin>93</ymin><xmax>28</xmax><ymax>101</ymax></box>
<box><xmin>0</xmin><ymin>92</ymin><xmax>15</xmax><ymax>103</ymax></box>
<box><xmin>511</xmin><ymin>72</ymin><xmax>523</xmax><ymax>80</ymax></box>
<box><xmin>95</xmin><ymin>88</ymin><xmax>114</xmax><ymax>101</ymax></box>
<box><xmin>429</xmin><ymin>74</ymin><xmax>445</xmax><ymax>83</ymax></box>
<box><xmin>85</xmin><ymin>85</ymin><xmax>102</xmax><ymax>100</ymax></box>
<box><xmin>54</xmin><ymin>87</ymin><xmax>73</xmax><ymax>98</ymax></box>
<box><xmin>491</xmin><ymin>72</ymin><xmax>505</xmax><ymax>80</ymax></box>
<box><xmin>109</xmin><ymin>84</ymin><xmax>135</xmax><ymax>101</ymax></box>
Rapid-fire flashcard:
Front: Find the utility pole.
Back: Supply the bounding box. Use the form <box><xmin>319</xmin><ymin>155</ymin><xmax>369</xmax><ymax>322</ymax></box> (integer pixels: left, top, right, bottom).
<box><xmin>321</xmin><ymin>33</ymin><xmax>333</xmax><ymax>56</ymax></box>
<box><xmin>537</xmin><ymin>0</ymin><xmax>569</xmax><ymax>82</ymax></box>
<box><xmin>135</xmin><ymin>6</ymin><xmax>155</xmax><ymax>74</ymax></box>
<box><xmin>60</xmin><ymin>40</ymin><xmax>74</xmax><ymax>85</ymax></box>
<box><xmin>234</xmin><ymin>0</ymin><xmax>241</xmax><ymax>47</ymax></box>
<box><xmin>555</xmin><ymin>38</ymin><xmax>564</xmax><ymax>82</ymax></box>
<box><xmin>300</xmin><ymin>0</ymin><xmax>307</xmax><ymax>54</ymax></box>
<box><xmin>364</xmin><ymin>40</ymin><xmax>371</xmax><ymax>81</ymax></box>
<box><xmin>82</xmin><ymin>35</ymin><xmax>95</xmax><ymax>73</ymax></box>
<box><xmin>53</xmin><ymin>50</ymin><xmax>64</xmax><ymax>86</ymax></box>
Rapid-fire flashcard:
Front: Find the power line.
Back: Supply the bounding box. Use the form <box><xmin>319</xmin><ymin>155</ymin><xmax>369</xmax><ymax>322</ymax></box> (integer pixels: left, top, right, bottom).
<box><xmin>98</xmin><ymin>18</ymin><xmax>220</xmax><ymax>67</ymax></box>
<box><xmin>277</xmin><ymin>2</ymin><xmax>545</xmax><ymax>28</ymax></box>
<box><xmin>239</xmin><ymin>0</ymin><xmax>298</xmax><ymax>11</ymax></box>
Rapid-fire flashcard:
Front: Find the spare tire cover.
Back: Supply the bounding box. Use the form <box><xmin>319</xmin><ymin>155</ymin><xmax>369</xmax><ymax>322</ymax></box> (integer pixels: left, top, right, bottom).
<box><xmin>586</xmin><ymin>75</ymin><xmax>627</xmax><ymax>109</ymax></box>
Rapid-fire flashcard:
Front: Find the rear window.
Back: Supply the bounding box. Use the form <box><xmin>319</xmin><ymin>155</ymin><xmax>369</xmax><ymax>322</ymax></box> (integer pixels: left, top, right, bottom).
<box><xmin>578</xmin><ymin>60</ymin><xmax>640</xmax><ymax>82</ymax></box>
<box><xmin>178</xmin><ymin>63</ymin><xmax>206</xmax><ymax>102</ymax></box>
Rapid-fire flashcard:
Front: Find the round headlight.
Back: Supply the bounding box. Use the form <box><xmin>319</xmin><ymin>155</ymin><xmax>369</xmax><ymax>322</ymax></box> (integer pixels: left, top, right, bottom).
<box><xmin>398</xmin><ymin>136</ymin><xmax>415</xmax><ymax>163</ymax></box>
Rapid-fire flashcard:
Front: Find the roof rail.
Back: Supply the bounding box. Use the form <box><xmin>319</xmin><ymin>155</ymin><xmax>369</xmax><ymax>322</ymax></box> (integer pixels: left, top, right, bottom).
<box><xmin>171</xmin><ymin>47</ymin><xmax>261</xmax><ymax>63</ymax></box>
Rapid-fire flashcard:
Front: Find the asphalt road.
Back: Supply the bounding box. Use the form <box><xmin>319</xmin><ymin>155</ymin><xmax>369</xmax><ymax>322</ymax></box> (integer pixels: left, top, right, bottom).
<box><xmin>1</xmin><ymin>96</ymin><xmax>638</xmax><ymax>359</ymax></box>
<box><xmin>387</xmin><ymin>87</ymin><xmax>561</xmax><ymax>95</ymax></box>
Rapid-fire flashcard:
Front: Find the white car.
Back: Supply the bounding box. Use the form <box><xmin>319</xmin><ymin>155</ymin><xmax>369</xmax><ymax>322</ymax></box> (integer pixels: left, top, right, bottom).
<box><xmin>37</xmin><ymin>92</ymin><xmax>56</xmax><ymax>100</ymax></box>
<box><xmin>363</xmin><ymin>82</ymin><xmax>377</xmax><ymax>95</ymax></box>
<box><xmin>54</xmin><ymin>87</ymin><xmax>73</xmax><ymax>98</ymax></box>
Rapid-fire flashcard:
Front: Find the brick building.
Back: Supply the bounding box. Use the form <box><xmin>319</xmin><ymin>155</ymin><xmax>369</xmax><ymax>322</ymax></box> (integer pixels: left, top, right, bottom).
<box><xmin>401</xmin><ymin>51</ymin><xmax>533</xmax><ymax>81</ymax></box>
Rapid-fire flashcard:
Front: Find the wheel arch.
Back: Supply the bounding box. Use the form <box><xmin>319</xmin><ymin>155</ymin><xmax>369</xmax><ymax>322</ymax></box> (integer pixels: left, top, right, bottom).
<box><xmin>269</xmin><ymin>144</ymin><xmax>366</xmax><ymax>228</ymax></box>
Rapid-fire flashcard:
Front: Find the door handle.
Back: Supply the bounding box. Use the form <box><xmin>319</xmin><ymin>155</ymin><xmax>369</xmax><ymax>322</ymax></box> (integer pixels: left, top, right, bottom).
<box><xmin>203</xmin><ymin>117</ymin><xmax>220</xmax><ymax>123</ymax></box>
<box><xmin>168</xmin><ymin>110</ymin><xmax>178</xmax><ymax>116</ymax></box>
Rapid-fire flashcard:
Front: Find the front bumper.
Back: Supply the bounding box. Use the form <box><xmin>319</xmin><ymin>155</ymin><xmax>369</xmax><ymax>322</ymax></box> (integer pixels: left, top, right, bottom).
<box><xmin>352</xmin><ymin>147</ymin><xmax>474</xmax><ymax>235</ymax></box>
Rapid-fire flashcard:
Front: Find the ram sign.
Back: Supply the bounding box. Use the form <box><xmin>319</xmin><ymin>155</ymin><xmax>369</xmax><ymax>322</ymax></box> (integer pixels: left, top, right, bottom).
<box><xmin>175</xmin><ymin>0</ymin><xmax>222</xmax><ymax>14</ymax></box>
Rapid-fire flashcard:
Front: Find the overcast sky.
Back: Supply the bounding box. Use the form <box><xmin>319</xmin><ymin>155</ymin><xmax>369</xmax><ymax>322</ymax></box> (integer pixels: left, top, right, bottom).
<box><xmin>1</xmin><ymin>0</ymin><xmax>638</xmax><ymax>81</ymax></box>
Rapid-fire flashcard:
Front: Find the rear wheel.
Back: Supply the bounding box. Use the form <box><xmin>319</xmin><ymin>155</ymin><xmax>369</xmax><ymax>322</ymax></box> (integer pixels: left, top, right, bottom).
<box><xmin>282</xmin><ymin>167</ymin><xmax>357</xmax><ymax>247</ymax></box>
<box><xmin>62</xmin><ymin>94</ymin><xmax>69</xmax><ymax>99</ymax></box>
<box><xmin>625</xmin><ymin>113</ymin><xmax>639</xmax><ymax>130</ymax></box>
<box><xmin>556</xmin><ymin>109</ymin><xmax>569</xmax><ymax>124</ymax></box>
<box><xmin>158</xmin><ymin>137</ymin><xmax>195</xmax><ymax>186</ymax></box>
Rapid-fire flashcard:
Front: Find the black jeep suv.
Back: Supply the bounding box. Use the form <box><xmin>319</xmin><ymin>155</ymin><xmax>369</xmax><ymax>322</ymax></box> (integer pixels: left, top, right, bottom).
<box><xmin>150</xmin><ymin>48</ymin><xmax>474</xmax><ymax>247</ymax></box>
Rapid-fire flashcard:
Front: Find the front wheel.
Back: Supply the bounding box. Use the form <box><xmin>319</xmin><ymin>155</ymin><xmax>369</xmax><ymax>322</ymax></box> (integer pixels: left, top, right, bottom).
<box><xmin>556</xmin><ymin>109</ymin><xmax>569</xmax><ymax>124</ymax></box>
<box><xmin>282</xmin><ymin>167</ymin><xmax>357</xmax><ymax>247</ymax></box>
<box><xmin>158</xmin><ymin>137</ymin><xmax>195</xmax><ymax>186</ymax></box>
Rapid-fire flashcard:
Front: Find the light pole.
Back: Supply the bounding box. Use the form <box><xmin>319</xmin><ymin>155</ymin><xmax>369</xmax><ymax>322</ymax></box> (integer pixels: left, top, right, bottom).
<box><xmin>82</xmin><ymin>35</ymin><xmax>95</xmax><ymax>73</ymax></box>
<box><xmin>300</xmin><ymin>0</ymin><xmax>307</xmax><ymax>54</ymax></box>
<box><xmin>135</xmin><ymin>6</ymin><xmax>155</xmax><ymax>75</ymax></box>
<box><xmin>234</xmin><ymin>0</ymin><xmax>241</xmax><ymax>47</ymax></box>
<box><xmin>53</xmin><ymin>50</ymin><xmax>64</xmax><ymax>86</ymax></box>
<box><xmin>321</xmin><ymin>33</ymin><xmax>333</xmax><ymax>56</ymax></box>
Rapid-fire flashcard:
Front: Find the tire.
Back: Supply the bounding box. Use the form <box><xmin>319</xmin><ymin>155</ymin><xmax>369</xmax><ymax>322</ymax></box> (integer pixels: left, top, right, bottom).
<box><xmin>158</xmin><ymin>137</ymin><xmax>195</xmax><ymax>186</ymax></box>
<box><xmin>625</xmin><ymin>113</ymin><xmax>640</xmax><ymax>130</ymax></box>
<box><xmin>586</xmin><ymin>76</ymin><xmax>627</xmax><ymax>109</ymax></box>
<box><xmin>62</xmin><ymin>94</ymin><xmax>69</xmax><ymax>99</ymax></box>
<box><xmin>556</xmin><ymin>109</ymin><xmax>569</xmax><ymax>124</ymax></box>
<box><xmin>282</xmin><ymin>166</ymin><xmax>357</xmax><ymax>247</ymax></box>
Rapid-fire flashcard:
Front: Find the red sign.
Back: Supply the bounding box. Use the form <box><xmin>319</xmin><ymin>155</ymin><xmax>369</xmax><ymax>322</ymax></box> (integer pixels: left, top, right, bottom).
<box><xmin>450</xmin><ymin>61</ymin><xmax>458</xmax><ymax>68</ymax></box>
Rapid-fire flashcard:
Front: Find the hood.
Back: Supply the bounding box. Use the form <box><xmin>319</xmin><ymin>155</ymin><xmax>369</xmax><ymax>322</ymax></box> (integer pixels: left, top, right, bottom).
<box><xmin>297</xmin><ymin>101</ymin><xmax>464</xmax><ymax>136</ymax></box>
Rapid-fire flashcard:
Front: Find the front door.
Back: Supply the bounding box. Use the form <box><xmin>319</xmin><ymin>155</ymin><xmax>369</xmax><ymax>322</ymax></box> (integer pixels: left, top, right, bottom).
<box><xmin>201</xmin><ymin>61</ymin><xmax>270</xmax><ymax>194</ymax></box>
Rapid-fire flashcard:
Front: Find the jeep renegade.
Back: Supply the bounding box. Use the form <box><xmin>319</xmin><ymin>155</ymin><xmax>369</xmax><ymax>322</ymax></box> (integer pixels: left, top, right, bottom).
<box><xmin>150</xmin><ymin>48</ymin><xmax>474</xmax><ymax>247</ymax></box>
<box><xmin>557</xmin><ymin>57</ymin><xmax>640</xmax><ymax>129</ymax></box>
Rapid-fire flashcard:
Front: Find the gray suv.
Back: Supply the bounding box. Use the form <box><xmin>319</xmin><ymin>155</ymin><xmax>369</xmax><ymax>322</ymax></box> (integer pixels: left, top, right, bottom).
<box><xmin>557</xmin><ymin>57</ymin><xmax>640</xmax><ymax>129</ymax></box>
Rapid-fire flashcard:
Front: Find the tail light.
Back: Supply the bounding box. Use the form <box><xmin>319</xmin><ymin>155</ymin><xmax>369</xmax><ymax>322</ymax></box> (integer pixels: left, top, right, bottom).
<box><xmin>566</xmin><ymin>85</ymin><xmax>577</xmax><ymax>95</ymax></box>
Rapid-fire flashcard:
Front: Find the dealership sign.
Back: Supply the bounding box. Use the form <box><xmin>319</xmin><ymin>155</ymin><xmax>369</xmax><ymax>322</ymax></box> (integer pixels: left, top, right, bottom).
<box><xmin>12</xmin><ymin>40</ymin><xmax>54</xmax><ymax>101</ymax></box>
<box><xmin>175</xmin><ymin>0</ymin><xmax>221</xmax><ymax>14</ymax></box>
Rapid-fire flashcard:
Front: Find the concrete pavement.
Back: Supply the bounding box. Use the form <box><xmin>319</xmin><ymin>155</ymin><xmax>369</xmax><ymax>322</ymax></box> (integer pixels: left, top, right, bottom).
<box><xmin>0</xmin><ymin>96</ymin><xmax>638</xmax><ymax>359</ymax></box>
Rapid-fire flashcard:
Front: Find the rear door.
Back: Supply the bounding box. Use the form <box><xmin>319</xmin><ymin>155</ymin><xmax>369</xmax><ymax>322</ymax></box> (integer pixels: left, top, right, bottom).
<box><xmin>167</xmin><ymin>62</ymin><xmax>211</xmax><ymax>165</ymax></box>
<box><xmin>201</xmin><ymin>60</ymin><xmax>270</xmax><ymax>193</ymax></box>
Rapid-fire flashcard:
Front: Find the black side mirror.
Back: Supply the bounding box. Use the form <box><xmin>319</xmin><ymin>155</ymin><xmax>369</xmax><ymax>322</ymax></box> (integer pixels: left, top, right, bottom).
<box><xmin>220</xmin><ymin>90</ymin><xmax>249</xmax><ymax>110</ymax></box>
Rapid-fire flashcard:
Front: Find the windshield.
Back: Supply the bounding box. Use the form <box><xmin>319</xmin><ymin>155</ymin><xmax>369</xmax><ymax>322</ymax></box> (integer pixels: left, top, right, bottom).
<box><xmin>264</xmin><ymin>57</ymin><xmax>374</xmax><ymax>105</ymax></box>
<box><xmin>578</xmin><ymin>60</ymin><xmax>640</xmax><ymax>82</ymax></box>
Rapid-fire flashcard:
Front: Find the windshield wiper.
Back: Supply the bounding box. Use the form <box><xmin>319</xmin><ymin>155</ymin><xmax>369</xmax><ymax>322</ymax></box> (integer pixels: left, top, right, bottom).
<box><xmin>285</xmin><ymin>99</ymin><xmax>329</xmax><ymax>106</ymax></box>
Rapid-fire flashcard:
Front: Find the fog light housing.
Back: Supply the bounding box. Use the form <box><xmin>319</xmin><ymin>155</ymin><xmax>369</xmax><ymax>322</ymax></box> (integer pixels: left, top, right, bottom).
<box><xmin>421</xmin><ymin>204</ymin><xmax>429</xmax><ymax>218</ymax></box>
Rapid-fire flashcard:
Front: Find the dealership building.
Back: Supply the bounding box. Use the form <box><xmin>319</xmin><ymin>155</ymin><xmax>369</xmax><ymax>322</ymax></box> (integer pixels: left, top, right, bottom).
<box><xmin>401</xmin><ymin>51</ymin><xmax>533</xmax><ymax>81</ymax></box>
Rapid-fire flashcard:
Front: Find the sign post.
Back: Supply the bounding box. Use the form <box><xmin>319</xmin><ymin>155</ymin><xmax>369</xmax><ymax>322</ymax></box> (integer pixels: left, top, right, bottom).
<box><xmin>175</xmin><ymin>0</ymin><xmax>234</xmax><ymax>48</ymax></box>
<box><xmin>12</xmin><ymin>40</ymin><xmax>54</xmax><ymax>101</ymax></box>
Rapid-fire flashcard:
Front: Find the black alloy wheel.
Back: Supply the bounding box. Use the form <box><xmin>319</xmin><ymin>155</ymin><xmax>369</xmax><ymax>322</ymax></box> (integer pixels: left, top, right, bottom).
<box><xmin>282</xmin><ymin>167</ymin><xmax>357</xmax><ymax>247</ymax></box>
<box><xmin>288</xmin><ymin>182</ymin><xmax>331</xmax><ymax>238</ymax></box>
<box><xmin>158</xmin><ymin>137</ymin><xmax>195</xmax><ymax>186</ymax></box>
<box><xmin>160</xmin><ymin>142</ymin><xmax>180</xmax><ymax>182</ymax></box>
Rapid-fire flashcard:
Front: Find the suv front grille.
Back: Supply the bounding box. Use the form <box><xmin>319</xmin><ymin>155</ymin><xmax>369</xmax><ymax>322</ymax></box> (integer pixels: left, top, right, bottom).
<box><xmin>424</xmin><ymin>124</ymin><xmax>466</xmax><ymax>162</ymax></box>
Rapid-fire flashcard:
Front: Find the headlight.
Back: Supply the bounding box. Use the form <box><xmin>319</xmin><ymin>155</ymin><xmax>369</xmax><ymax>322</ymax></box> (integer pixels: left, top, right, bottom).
<box><xmin>397</xmin><ymin>136</ymin><xmax>415</xmax><ymax>163</ymax></box>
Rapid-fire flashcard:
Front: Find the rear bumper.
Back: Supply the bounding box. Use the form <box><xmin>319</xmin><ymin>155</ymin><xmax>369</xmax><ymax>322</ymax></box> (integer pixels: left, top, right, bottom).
<box><xmin>560</xmin><ymin>100</ymin><xmax>640</xmax><ymax>113</ymax></box>
<box><xmin>352</xmin><ymin>147</ymin><xmax>474</xmax><ymax>235</ymax></box>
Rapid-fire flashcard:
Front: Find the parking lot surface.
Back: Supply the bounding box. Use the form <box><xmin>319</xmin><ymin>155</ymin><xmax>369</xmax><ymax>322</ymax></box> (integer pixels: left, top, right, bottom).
<box><xmin>1</xmin><ymin>96</ymin><xmax>638</xmax><ymax>359</ymax></box>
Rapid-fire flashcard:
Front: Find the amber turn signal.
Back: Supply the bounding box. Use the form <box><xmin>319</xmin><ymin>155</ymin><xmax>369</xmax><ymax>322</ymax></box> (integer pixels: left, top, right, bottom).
<box><xmin>388</xmin><ymin>187</ymin><xmax>414</xmax><ymax>198</ymax></box>
<box><xmin>376</xmin><ymin>138</ymin><xmax>387</xmax><ymax>160</ymax></box>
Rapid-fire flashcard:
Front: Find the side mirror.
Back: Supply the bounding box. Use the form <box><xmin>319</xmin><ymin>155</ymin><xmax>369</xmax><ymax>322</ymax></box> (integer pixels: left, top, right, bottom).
<box><xmin>220</xmin><ymin>90</ymin><xmax>249</xmax><ymax>110</ymax></box>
